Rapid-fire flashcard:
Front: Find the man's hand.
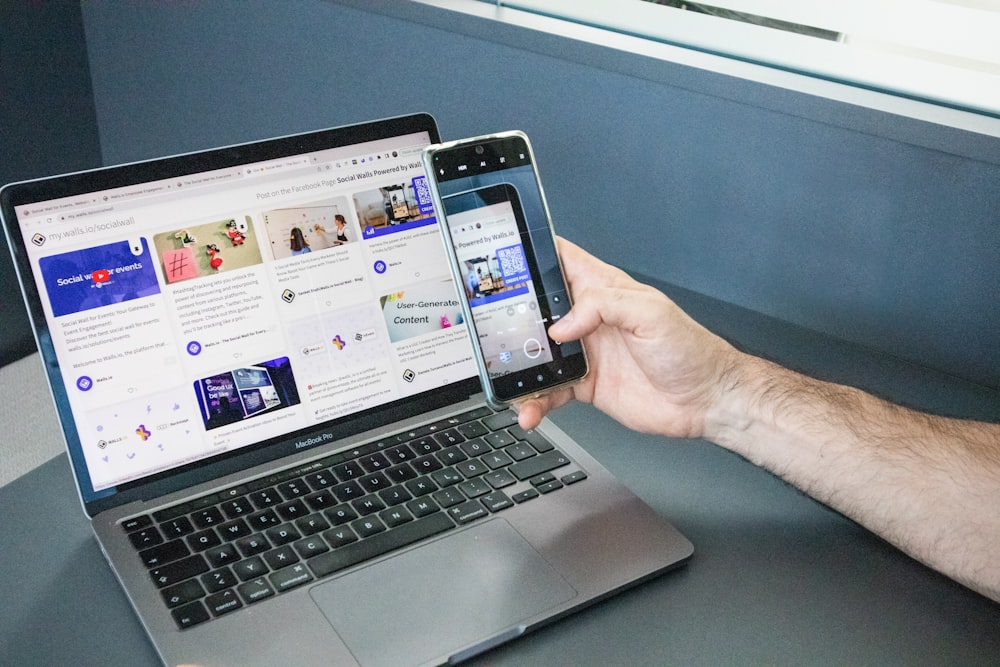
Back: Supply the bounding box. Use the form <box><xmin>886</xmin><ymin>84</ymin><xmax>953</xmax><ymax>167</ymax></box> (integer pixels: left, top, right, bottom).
<box><xmin>519</xmin><ymin>238</ymin><xmax>1000</xmax><ymax>603</ymax></box>
<box><xmin>516</xmin><ymin>238</ymin><xmax>738</xmax><ymax>438</ymax></box>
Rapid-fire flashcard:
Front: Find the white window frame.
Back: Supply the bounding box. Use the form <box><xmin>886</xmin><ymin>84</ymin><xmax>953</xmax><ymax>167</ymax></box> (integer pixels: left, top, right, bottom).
<box><xmin>430</xmin><ymin>0</ymin><xmax>1000</xmax><ymax>120</ymax></box>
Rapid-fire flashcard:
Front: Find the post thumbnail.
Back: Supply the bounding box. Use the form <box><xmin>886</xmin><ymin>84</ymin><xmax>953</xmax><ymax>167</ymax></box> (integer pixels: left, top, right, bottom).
<box><xmin>352</xmin><ymin>178</ymin><xmax>435</xmax><ymax>238</ymax></box>
<box><xmin>153</xmin><ymin>216</ymin><xmax>263</xmax><ymax>284</ymax></box>
<box><xmin>379</xmin><ymin>279</ymin><xmax>463</xmax><ymax>343</ymax></box>
<box><xmin>194</xmin><ymin>356</ymin><xmax>300</xmax><ymax>431</ymax></box>
<box><xmin>261</xmin><ymin>196</ymin><xmax>354</xmax><ymax>260</ymax></box>
<box><xmin>39</xmin><ymin>238</ymin><xmax>160</xmax><ymax>317</ymax></box>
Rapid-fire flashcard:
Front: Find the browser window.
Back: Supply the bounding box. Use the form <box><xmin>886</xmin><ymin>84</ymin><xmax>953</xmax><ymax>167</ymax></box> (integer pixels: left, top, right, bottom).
<box><xmin>14</xmin><ymin>131</ymin><xmax>476</xmax><ymax>492</ymax></box>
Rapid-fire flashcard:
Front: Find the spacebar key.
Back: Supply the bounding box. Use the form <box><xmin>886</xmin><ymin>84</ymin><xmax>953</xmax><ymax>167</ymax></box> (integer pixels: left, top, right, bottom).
<box><xmin>308</xmin><ymin>513</ymin><xmax>455</xmax><ymax>578</ymax></box>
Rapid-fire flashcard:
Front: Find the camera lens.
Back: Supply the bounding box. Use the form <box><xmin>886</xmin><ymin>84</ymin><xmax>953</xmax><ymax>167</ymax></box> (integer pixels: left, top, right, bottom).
<box><xmin>475</xmin><ymin>145</ymin><xmax>484</xmax><ymax>155</ymax></box>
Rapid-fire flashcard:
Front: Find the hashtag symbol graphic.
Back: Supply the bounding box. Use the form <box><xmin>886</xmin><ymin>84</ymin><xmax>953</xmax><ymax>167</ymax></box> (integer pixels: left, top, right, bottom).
<box><xmin>168</xmin><ymin>252</ymin><xmax>189</xmax><ymax>277</ymax></box>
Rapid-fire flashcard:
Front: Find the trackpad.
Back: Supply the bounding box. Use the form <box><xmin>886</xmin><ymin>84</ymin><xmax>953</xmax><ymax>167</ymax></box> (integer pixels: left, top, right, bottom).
<box><xmin>310</xmin><ymin>519</ymin><xmax>577</xmax><ymax>666</ymax></box>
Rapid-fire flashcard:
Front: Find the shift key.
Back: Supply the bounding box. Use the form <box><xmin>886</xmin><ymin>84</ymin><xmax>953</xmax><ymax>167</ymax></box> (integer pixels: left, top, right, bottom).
<box><xmin>508</xmin><ymin>450</ymin><xmax>571</xmax><ymax>481</ymax></box>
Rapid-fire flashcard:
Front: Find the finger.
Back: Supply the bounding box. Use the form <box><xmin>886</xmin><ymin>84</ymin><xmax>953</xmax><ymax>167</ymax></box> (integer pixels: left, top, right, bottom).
<box><xmin>549</xmin><ymin>283</ymin><xmax>665</xmax><ymax>344</ymax></box>
<box><xmin>556</xmin><ymin>237</ymin><xmax>641</xmax><ymax>294</ymax></box>
<box><xmin>513</xmin><ymin>387</ymin><xmax>575</xmax><ymax>429</ymax></box>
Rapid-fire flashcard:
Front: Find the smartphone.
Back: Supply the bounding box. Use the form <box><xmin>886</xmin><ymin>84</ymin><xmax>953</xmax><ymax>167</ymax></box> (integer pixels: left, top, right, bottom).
<box><xmin>422</xmin><ymin>131</ymin><xmax>587</xmax><ymax>407</ymax></box>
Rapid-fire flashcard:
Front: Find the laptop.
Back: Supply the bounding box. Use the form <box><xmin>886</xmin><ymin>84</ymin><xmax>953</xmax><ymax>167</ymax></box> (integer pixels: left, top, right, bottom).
<box><xmin>0</xmin><ymin>113</ymin><xmax>692</xmax><ymax>666</ymax></box>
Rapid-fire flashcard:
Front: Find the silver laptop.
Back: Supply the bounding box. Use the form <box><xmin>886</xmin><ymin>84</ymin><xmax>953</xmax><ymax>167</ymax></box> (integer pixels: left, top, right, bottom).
<box><xmin>0</xmin><ymin>113</ymin><xmax>692</xmax><ymax>666</ymax></box>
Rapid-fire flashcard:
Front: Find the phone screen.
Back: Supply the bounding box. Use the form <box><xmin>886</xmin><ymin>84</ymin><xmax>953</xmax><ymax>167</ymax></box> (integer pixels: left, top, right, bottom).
<box><xmin>427</xmin><ymin>133</ymin><xmax>586</xmax><ymax>403</ymax></box>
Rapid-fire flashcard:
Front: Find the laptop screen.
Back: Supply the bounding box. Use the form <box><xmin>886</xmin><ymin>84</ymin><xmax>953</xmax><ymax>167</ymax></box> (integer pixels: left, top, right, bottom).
<box><xmin>1</xmin><ymin>114</ymin><xmax>479</xmax><ymax>511</ymax></box>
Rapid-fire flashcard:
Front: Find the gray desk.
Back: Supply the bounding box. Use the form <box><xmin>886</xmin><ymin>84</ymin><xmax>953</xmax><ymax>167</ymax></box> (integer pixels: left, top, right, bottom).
<box><xmin>2</xmin><ymin>282</ymin><xmax>998</xmax><ymax>666</ymax></box>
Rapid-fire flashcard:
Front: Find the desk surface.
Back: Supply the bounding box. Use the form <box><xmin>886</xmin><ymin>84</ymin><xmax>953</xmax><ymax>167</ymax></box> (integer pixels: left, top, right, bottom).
<box><xmin>2</xmin><ymin>281</ymin><xmax>998</xmax><ymax>666</ymax></box>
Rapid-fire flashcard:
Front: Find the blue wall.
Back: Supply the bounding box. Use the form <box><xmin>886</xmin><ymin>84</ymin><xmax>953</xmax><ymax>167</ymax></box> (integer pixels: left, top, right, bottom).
<box><xmin>80</xmin><ymin>0</ymin><xmax>1000</xmax><ymax>388</ymax></box>
<box><xmin>0</xmin><ymin>1</ymin><xmax>102</xmax><ymax>366</ymax></box>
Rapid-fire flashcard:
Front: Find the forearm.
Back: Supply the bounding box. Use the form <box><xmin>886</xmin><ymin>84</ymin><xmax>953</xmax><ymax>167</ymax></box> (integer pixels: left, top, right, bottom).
<box><xmin>705</xmin><ymin>353</ymin><xmax>1000</xmax><ymax>602</ymax></box>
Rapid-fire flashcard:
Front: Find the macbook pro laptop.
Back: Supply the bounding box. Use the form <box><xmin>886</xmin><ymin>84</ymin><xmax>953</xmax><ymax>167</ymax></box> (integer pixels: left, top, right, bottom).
<box><xmin>0</xmin><ymin>113</ymin><xmax>692</xmax><ymax>666</ymax></box>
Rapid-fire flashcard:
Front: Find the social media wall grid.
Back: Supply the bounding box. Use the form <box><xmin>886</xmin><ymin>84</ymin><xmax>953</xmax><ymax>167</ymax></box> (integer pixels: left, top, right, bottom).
<box><xmin>23</xmin><ymin>151</ymin><xmax>477</xmax><ymax>491</ymax></box>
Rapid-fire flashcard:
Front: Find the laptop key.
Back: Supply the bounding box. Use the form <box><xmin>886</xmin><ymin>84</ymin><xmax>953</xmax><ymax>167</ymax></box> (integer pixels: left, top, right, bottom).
<box><xmin>233</xmin><ymin>556</ymin><xmax>268</xmax><ymax>582</ymax></box>
<box><xmin>237</xmin><ymin>577</ymin><xmax>275</xmax><ymax>604</ymax></box>
<box><xmin>432</xmin><ymin>487</ymin><xmax>465</xmax><ymax>509</ymax></box>
<box><xmin>205</xmin><ymin>543</ymin><xmax>239</xmax><ymax>569</ymax></box>
<box><xmin>358</xmin><ymin>472</ymin><xmax>391</xmax><ymax>494</ymax></box>
<box><xmin>191</xmin><ymin>507</ymin><xmax>224</xmax><ymax>528</ymax></box>
<box><xmin>268</xmin><ymin>563</ymin><xmax>312</xmax><ymax>593</ymax></box>
<box><xmin>139</xmin><ymin>539</ymin><xmax>190</xmax><ymax>568</ymax></box>
<box><xmin>504</xmin><ymin>442</ymin><xmax>536</xmax><ymax>462</ymax></box>
<box><xmin>359</xmin><ymin>452</ymin><xmax>390</xmax><ymax>472</ymax></box>
<box><xmin>249</xmin><ymin>488</ymin><xmax>281</xmax><ymax>509</ymax></box>
<box><xmin>332</xmin><ymin>460</ymin><xmax>364</xmax><ymax>481</ymax></box>
<box><xmin>385</xmin><ymin>463</ymin><xmax>417</xmax><ymax>484</ymax></box>
<box><xmin>303</xmin><ymin>490</ymin><xmax>336</xmax><ymax>511</ymax></box>
<box><xmin>293</xmin><ymin>535</ymin><xmax>330</xmax><ymax>559</ymax></box>
<box><xmin>446</xmin><ymin>500</ymin><xmax>489</xmax><ymax>524</ymax></box>
<box><xmin>508</xmin><ymin>425</ymin><xmax>555</xmax><ymax>452</ymax></box>
<box><xmin>161</xmin><ymin>578</ymin><xmax>205</xmax><ymax>608</ymax></box>
<box><xmin>201</xmin><ymin>566</ymin><xmax>237</xmax><ymax>594</ymax></box>
<box><xmin>304</xmin><ymin>470</ymin><xmax>336</xmax><ymax>490</ymax></box>
<box><xmin>456</xmin><ymin>421</ymin><xmax>488</xmax><ymax>439</ymax></box>
<box><xmin>172</xmin><ymin>601</ymin><xmax>210</xmax><ymax>630</ymax></box>
<box><xmin>432</xmin><ymin>429</ymin><xmax>464</xmax><ymax>447</ymax></box>
<box><xmin>409</xmin><ymin>437</ymin><xmax>441</xmax><ymax>455</ymax></box>
<box><xmin>128</xmin><ymin>526</ymin><xmax>164</xmax><ymax>550</ymax></box>
<box><xmin>295</xmin><ymin>514</ymin><xmax>330</xmax><ymax>536</ymax></box>
<box><xmin>235</xmin><ymin>535</ymin><xmax>270</xmax><ymax>558</ymax></box>
<box><xmin>430</xmin><ymin>467</ymin><xmax>463</xmax><ymax>488</ymax></box>
<box><xmin>205</xmin><ymin>588</ymin><xmax>243</xmax><ymax>617</ymax></box>
<box><xmin>508</xmin><ymin>450</ymin><xmax>571</xmax><ymax>481</ymax></box>
<box><xmin>187</xmin><ymin>529</ymin><xmax>221</xmax><ymax>552</ymax></box>
<box><xmin>351</xmin><ymin>516</ymin><xmax>387</xmax><ymax>538</ymax></box>
<box><xmin>218</xmin><ymin>518</ymin><xmax>251</xmax><ymax>541</ymax></box>
<box><xmin>411</xmin><ymin>454</ymin><xmax>443</xmax><ymax>473</ymax></box>
<box><xmin>219</xmin><ymin>497</ymin><xmax>253</xmax><ymax>519</ymax></box>
<box><xmin>457</xmin><ymin>478</ymin><xmax>491</xmax><ymax>499</ymax></box>
<box><xmin>404</xmin><ymin>476</ymin><xmax>438</xmax><ymax>497</ymax></box>
<box><xmin>482</xmin><ymin>410</ymin><xmax>518</xmax><ymax>431</ymax></box>
<box><xmin>484</xmin><ymin>470</ymin><xmax>517</xmax><ymax>490</ymax></box>
<box><xmin>277</xmin><ymin>478</ymin><xmax>309</xmax><ymax>499</ymax></box>
<box><xmin>385</xmin><ymin>443</ymin><xmax>416</xmax><ymax>463</ymax></box>
<box><xmin>324</xmin><ymin>504</ymin><xmax>358</xmax><ymax>526</ymax></box>
<box><xmin>481</xmin><ymin>491</ymin><xmax>514</xmax><ymax>513</ymax></box>
<box><xmin>331</xmin><ymin>480</ymin><xmax>364</xmax><ymax>503</ymax></box>
<box><xmin>484</xmin><ymin>431</ymin><xmax>516</xmax><ymax>449</ymax></box>
<box><xmin>322</xmin><ymin>526</ymin><xmax>358</xmax><ymax>548</ymax></box>
<box><xmin>379</xmin><ymin>506</ymin><xmax>414</xmax><ymax>528</ymax></box>
<box><xmin>308</xmin><ymin>512</ymin><xmax>454</xmax><ymax>578</ymax></box>
<box><xmin>150</xmin><ymin>554</ymin><xmax>209</xmax><ymax>588</ymax></box>
<box><xmin>160</xmin><ymin>516</ymin><xmax>195</xmax><ymax>539</ymax></box>
<box><xmin>263</xmin><ymin>545</ymin><xmax>299</xmax><ymax>570</ymax></box>
<box><xmin>122</xmin><ymin>515</ymin><xmax>152</xmax><ymax>532</ymax></box>
<box><xmin>512</xmin><ymin>488</ymin><xmax>540</xmax><ymax>503</ymax></box>
<box><xmin>405</xmin><ymin>497</ymin><xmax>439</xmax><ymax>518</ymax></box>
<box><xmin>459</xmin><ymin>437</ymin><xmax>490</xmax><ymax>456</ymax></box>
<box><xmin>275</xmin><ymin>499</ymin><xmax>308</xmax><ymax>521</ymax></box>
<box><xmin>264</xmin><ymin>524</ymin><xmax>300</xmax><ymax>546</ymax></box>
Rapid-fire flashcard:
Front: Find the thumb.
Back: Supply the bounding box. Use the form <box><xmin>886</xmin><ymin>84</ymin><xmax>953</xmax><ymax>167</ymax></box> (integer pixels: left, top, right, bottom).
<box><xmin>547</xmin><ymin>308</ymin><xmax>586</xmax><ymax>342</ymax></box>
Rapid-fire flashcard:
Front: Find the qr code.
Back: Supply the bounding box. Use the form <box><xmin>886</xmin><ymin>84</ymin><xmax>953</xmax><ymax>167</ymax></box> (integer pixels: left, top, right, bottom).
<box><xmin>412</xmin><ymin>176</ymin><xmax>433</xmax><ymax>213</ymax></box>
<box><xmin>497</xmin><ymin>244</ymin><xmax>528</xmax><ymax>281</ymax></box>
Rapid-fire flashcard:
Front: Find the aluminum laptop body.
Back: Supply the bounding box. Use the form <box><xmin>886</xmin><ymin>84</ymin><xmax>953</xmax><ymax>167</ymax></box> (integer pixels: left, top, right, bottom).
<box><xmin>0</xmin><ymin>113</ymin><xmax>692</xmax><ymax>666</ymax></box>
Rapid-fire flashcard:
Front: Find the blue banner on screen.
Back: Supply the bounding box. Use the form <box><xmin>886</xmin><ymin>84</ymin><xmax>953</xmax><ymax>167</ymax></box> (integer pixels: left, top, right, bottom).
<box><xmin>39</xmin><ymin>238</ymin><xmax>160</xmax><ymax>317</ymax></box>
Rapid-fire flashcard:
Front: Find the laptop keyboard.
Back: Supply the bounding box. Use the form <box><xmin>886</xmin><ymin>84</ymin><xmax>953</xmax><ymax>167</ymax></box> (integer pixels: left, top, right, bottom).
<box><xmin>120</xmin><ymin>407</ymin><xmax>588</xmax><ymax>630</ymax></box>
